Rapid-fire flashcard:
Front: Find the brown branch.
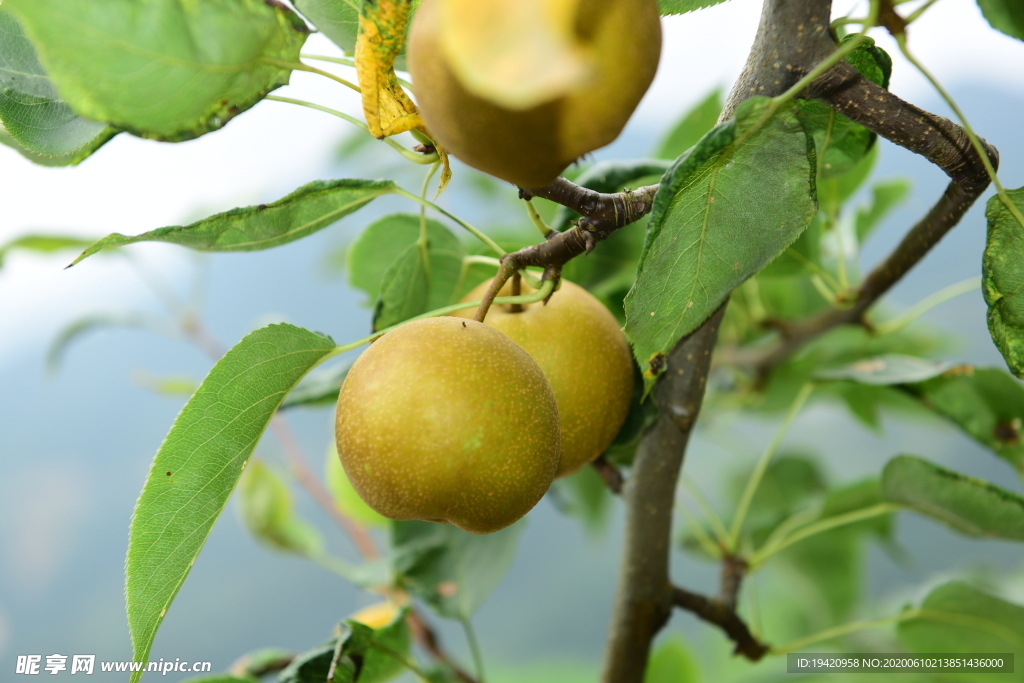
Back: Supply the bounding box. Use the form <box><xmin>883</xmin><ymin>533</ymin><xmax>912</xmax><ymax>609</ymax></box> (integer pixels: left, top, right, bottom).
<box><xmin>808</xmin><ymin>61</ymin><xmax>996</xmax><ymax>194</ymax></box>
<box><xmin>722</xmin><ymin>0</ymin><xmax>835</xmax><ymax>119</ymax></box>
<box><xmin>733</xmin><ymin>64</ymin><xmax>999</xmax><ymax>375</ymax></box>
<box><xmin>595</xmin><ymin>6</ymin><xmax>833</xmax><ymax>679</ymax></box>
<box><xmin>672</xmin><ymin>586</ymin><xmax>769</xmax><ymax>661</ymax></box>
<box><xmin>407</xmin><ymin>610</ymin><xmax>478</xmax><ymax>683</ymax></box>
<box><xmin>591</xmin><ymin>455</ymin><xmax>624</xmax><ymax>495</ymax></box>
<box><xmin>515</xmin><ymin>179</ymin><xmax>659</xmax><ymax>265</ymax></box>
<box><xmin>720</xmin><ymin>555</ymin><xmax>748</xmax><ymax>611</ymax></box>
<box><xmin>600</xmin><ymin>305</ymin><xmax>727</xmax><ymax>683</ymax></box>
<box><xmin>471</xmin><ymin>179</ymin><xmax>659</xmax><ymax>321</ymax></box>
<box><xmin>271</xmin><ymin>416</ymin><xmax>380</xmax><ymax>560</ymax></box>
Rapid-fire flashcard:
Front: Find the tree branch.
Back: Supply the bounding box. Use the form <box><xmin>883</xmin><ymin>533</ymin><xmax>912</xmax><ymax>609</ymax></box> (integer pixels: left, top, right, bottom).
<box><xmin>597</xmin><ymin>5</ymin><xmax>834</xmax><ymax>679</ymax></box>
<box><xmin>600</xmin><ymin>305</ymin><xmax>727</xmax><ymax>683</ymax></box>
<box><xmin>734</xmin><ymin>63</ymin><xmax>998</xmax><ymax>375</ymax></box>
<box><xmin>407</xmin><ymin>610</ymin><xmax>478</xmax><ymax>683</ymax></box>
<box><xmin>516</xmin><ymin>179</ymin><xmax>659</xmax><ymax>263</ymax></box>
<box><xmin>591</xmin><ymin>455</ymin><xmax>625</xmax><ymax>495</ymax></box>
<box><xmin>808</xmin><ymin>61</ymin><xmax>997</xmax><ymax>193</ymax></box>
<box><xmin>672</xmin><ymin>586</ymin><xmax>769</xmax><ymax>661</ymax></box>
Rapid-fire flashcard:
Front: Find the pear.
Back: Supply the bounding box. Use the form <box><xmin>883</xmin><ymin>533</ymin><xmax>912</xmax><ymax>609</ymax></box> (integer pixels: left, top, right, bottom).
<box><xmin>335</xmin><ymin>317</ymin><xmax>560</xmax><ymax>534</ymax></box>
<box><xmin>457</xmin><ymin>279</ymin><xmax>633</xmax><ymax>476</ymax></box>
<box><xmin>407</xmin><ymin>0</ymin><xmax>662</xmax><ymax>187</ymax></box>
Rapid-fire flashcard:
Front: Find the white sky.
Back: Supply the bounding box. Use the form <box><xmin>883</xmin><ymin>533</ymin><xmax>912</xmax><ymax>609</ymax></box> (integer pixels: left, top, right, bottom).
<box><xmin>1</xmin><ymin>0</ymin><xmax>1021</xmax><ymax>363</ymax></box>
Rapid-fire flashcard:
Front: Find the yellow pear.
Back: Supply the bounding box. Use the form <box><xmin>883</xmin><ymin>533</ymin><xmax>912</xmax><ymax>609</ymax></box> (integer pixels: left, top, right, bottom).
<box><xmin>407</xmin><ymin>0</ymin><xmax>663</xmax><ymax>187</ymax></box>
<box><xmin>335</xmin><ymin>317</ymin><xmax>560</xmax><ymax>534</ymax></box>
<box><xmin>456</xmin><ymin>279</ymin><xmax>633</xmax><ymax>476</ymax></box>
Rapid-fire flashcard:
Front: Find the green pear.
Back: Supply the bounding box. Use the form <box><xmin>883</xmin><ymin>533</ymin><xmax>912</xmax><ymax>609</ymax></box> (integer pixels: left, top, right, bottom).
<box><xmin>457</xmin><ymin>279</ymin><xmax>633</xmax><ymax>476</ymax></box>
<box><xmin>335</xmin><ymin>316</ymin><xmax>560</xmax><ymax>534</ymax></box>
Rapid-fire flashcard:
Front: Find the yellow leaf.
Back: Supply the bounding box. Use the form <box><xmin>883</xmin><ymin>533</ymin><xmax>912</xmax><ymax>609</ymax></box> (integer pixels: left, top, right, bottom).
<box><xmin>434</xmin><ymin>144</ymin><xmax>452</xmax><ymax>195</ymax></box>
<box><xmin>437</xmin><ymin>0</ymin><xmax>596</xmax><ymax>110</ymax></box>
<box><xmin>356</xmin><ymin>0</ymin><xmax>422</xmax><ymax>137</ymax></box>
<box><xmin>356</xmin><ymin>0</ymin><xmax>452</xmax><ymax>193</ymax></box>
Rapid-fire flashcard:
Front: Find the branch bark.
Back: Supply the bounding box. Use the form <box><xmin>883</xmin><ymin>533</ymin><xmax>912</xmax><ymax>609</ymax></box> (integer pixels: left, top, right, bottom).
<box><xmin>516</xmin><ymin>179</ymin><xmax>660</xmax><ymax>263</ymax></box>
<box><xmin>672</xmin><ymin>586</ymin><xmax>769</xmax><ymax>660</ymax></box>
<box><xmin>597</xmin><ymin>0</ymin><xmax>997</xmax><ymax>676</ymax></box>
<box><xmin>600</xmin><ymin>305</ymin><xmax>726</xmax><ymax>683</ymax></box>
<box><xmin>598</xmin><ymin>2</ymin><xmax>835</xmax><ymax>677</ymax></box>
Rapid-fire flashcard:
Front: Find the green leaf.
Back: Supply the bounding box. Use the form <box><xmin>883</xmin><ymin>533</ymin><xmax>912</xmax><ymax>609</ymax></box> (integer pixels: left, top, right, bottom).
<box><xmin>549</xmin><ymin>465</ymin><xmax>612</xmax><ymax>536</ymax></box>
<box><xmin>391</xmin><ymin>520</ymin><xmax>522</xmax><ymax>619</ymax></box>
<box><xmin>295</xmin><ymin>0</ymin><xmax>360</xmax><ymax>54</ymax></box>
<box><xmin>738</xmin><ymin>454</ymin><xmax>827</xmax><ymax>532</ymax></box>
<box><xmin>125</xmin><ymin>324</ymin><xmax>337</xmax><ymax>682</ymax></box>
<box><xmin>821</xmin><ymin>478</ymin><xmax>893</xmax><ymax>540</ymax></box>
<box><xmin>658</xmin><ymin>0</ymin><xmax>731</xmax><ymax>14</ymax></box>
<box><xmin>797</xmin><ymin>101</ymin><xmax>873</xmax><ymax>180</ymax></box>
<box><xmin>0</xmin><ymin>125</ymin><xmax>100</xmax><ymax>166</ymax></box>
<box><xmin>645</xmin><ymin>634</ymin><xmax>700</xmax><ymax>682</ymax></box>
<box><xmin>47</xmin><ymin>312</ymin><xmax>180</xmax><ymax>373</ymax></box>
<box><xmin>899</xmin><ymin>582</ymin><xmax>1024</xmax><ymax>653</ymax></box>
<box><xmin>277</xmin><ymin>633</ymin><xmax>357</xmax><ymax>683</ymax></box>
<box><xmin>797</xmin><ymin>39</ymin><xmax>889</xmax><ymax>182</ymax></box>
<box><xmin>624</xmin><ymin>97</ymin><xmax>816</xmax><ymax>391</ymax></box>
<box><xmin>905</xmin><ymin>367</ymin><xmax>1024</xmax><ymax>472</ymax></box>
<box><xmin>656</xmin><ymin>88</ymin><xmax>724</xmax><ymax>161</ymax></box>
<box><xmin>343</xmin><ymin>612</ymin><xmax>412</xmax><ymax>683</ymax></box>
<box><xmin>977</xmin><ymin>0</ymin><xmax>1024</xmax><ymax>41</ymax></box>
<box><xmin>0</xmin><ymin>6</ymin><xmax>117</xmax><ymax>161</ymax></box>
<box><xmin>881</xmin><ymin>455</ymin><xmax>1024</xmax><ymax>540</ymax></box>
<box><xmin>816</xmin><ymin>142</ymin><xmax>879</xmax><ymax>222</ymax></box>
<box><xmin>424</xmin><ymin>665</ymin><xmax>463</xmax><ymax>683</ymax></box>
<box><xmin>180</xmin><ymin>676</ymin><xmax>257</xmax><ymax>683</ymax></box>
<box><xmin>6</xmin><ymin>0</ymin><xmax>308</xmax><ymax>141</ymax></box>
<box><xmin>346</xmin><ymin>213</ymin><xmax>465</xmax><ymax>305</ymax></box>
<box><xmin>0</xmin><ymin>233</ymin><xmax>94</xmax><ymax>269</ymax></box>
<box><xmin>551</xmin><ymin>159</ymin><xmax>671</xmax><ymax>231</ymax></box>
<box><xmin>280</xmin><ymin>359</ymin><xmax>353</xmax><ymax>409</ymax></box>
<box><xmin>778</xmin><ymin>479</ymin><xmax>892</xmax><ymax>621</ymax></box>
<box><xmin>222</xmin><ymin>648</ymin><xmax>293</xmax><ymax>679</ymax></box>
<box><xmin>373</xmin><ymin>244</ymin><xmax>430</xmax><ymax>331</ymax></box>
<box><xmin>816</xmin><ymin>354</ymin><xmax>949</xmax><ymax>385</ymax></box>
<box><xmin>133</xmin><ymin>371</ymin><xmax>199</xmax><ymax>398</ymax></box>
<box><xmin>854</xmin><ymin>178</ymin><xmax>912</xmax><ymax>244</ymax></box>
<box><xmin>983</xmin><ymin>188</ymin><xmax>1024</xmax><ymax>378</ymax></box>
<box><xmin>325</xmin><ymin>442</ymin><xmax>389</xmax><ymax>528</ymax></box>
<box><xmin>71</xmin><ymin>180</ymin><xmax>396</xmax><ymax>265</ymax></box>
<box><xmin>845</xmin><ymin>37</ymin><xmax>892</xmax><ymax>90</ymax></box>
<box><xmin>755</xmin><ymin>322</ymin><xmax>949</xmax><ymax>413</ymax></box>
<box><xmin>238</xmin><ymin>460</ymin><xmax>324</xmax><ymax>556</ymax></box>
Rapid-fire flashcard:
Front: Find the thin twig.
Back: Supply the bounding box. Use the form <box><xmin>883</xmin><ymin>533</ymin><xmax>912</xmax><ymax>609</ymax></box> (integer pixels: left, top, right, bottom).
<box><xmin>271</xmin><ymin>416</ymin><xmax>380</xmax><ymax>559</ymax></box>
<box><xmin>591</xmin><ymin>456</ymin><xmax>625</xmax><ymax>495</ymax></box>
<box><xmin>407</xmin><ymin>611</ymin><xmax>478</xmax><ymax>683</ymax></box>
<box><xmin>672</xmin><ymin>586</ymin><xmax>769</xmax><ymax>661</ymax></box>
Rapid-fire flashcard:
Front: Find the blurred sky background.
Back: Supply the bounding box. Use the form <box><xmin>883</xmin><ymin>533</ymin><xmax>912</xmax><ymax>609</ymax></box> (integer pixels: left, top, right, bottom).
<box><xmin>2</xmin><ymin>0</ymin><xmax>1024</xmax><ymax>680</ymax></box>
